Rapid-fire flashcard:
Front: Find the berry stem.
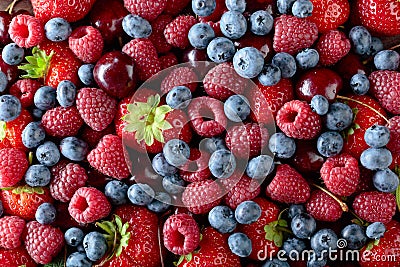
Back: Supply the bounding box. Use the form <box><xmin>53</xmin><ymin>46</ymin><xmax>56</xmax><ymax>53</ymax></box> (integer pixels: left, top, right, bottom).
<box><xmin>312</xmin><ymin>183</ymin><xmax>349</xmax><ymax>212</ymax></box>
<box><xmin>5</xmin><ymin>0</ymin><xmax>19</xmax><ymax>14</ymax></box>
<box><xmin>337</xmin><ymin>95</ymin><xmax>389</xmax><ymax>123</ymax></box>
<box><xmin>275</xmin><ymin>226</ymin><xmax>293</xmax><ymax>235</ymax></box>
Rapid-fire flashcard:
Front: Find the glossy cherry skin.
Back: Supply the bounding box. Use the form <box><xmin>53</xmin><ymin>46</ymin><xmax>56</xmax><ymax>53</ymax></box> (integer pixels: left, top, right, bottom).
<box><xmin>0</xmin><ymin>54</ymin><xmax>19</xmax><ymax>84</ymax></box>
<box><xmin>93</xmin><ymin>51</ymin><xmax>136</xmax><ymax>99</ymax></box>
<box><xmin>0</xmin><ymin>11</ymin><xmax>11</xmax><ymax>46</ymax></box>
<box><xmin>234</xmin><ymin>32</ymin><xmax>274</xmax><ymax>61</ymax></box>
<box><xmin>296</xmin><ymin>68</ymin><xmax>343</xmax><ymax>102</ymax></box>
<box><xmin>334</xmin><ymin>52</ymin><xmax>368</xmax><ymax>81</ymax></box>
<box><xmin>291</xmin><ymin>140</ymin><xmax>324</xmax><ymax>174</ymax></box>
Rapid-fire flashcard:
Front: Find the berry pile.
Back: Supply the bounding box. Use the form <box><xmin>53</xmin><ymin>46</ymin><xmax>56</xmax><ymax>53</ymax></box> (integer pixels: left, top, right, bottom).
<box><xmin>0</xmin><ymin>0</ymin><xmax>399</xmax><ymax>266</ymax></box>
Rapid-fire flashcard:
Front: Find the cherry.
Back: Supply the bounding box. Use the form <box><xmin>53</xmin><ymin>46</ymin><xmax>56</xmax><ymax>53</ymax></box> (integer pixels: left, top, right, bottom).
<box><xmin>0</xmin><ymin>54</ymin><xmax>19</xmax><ymax>84</ymax></box>
<box><xmin>12</xmin><ymin>9</ymin><xmax>31</xmax><ymax>17</ymax></box>
<box><xmin>93</xmin><ymin>51</ymin><xmax>136</xmax><ymax>99</ymax></box>
<box><xmin>234</xmin><ymin>32</ymin><xmax>274</xmax><ymax>61</ymax></box>
<box><xmin>295</xmin><ymin>68</ymin><xmax>343</xmax><ymax>102</ymax></box>
<box><xmin>334</xmin><ymin>52</ymin><xmax>368</xmax><ymax>81</ymax></box>
<box><xmin>0</xmin><ymin>11</ymin><xmax>11</xmax><ymax>46</ymax></box>
<box><xmin>291</xmin><ymin>140</ymin><xmax>324</xmax><ymax>174</ymax></box>
<box><xmin>86</xmin><ymin>168</ymin><xmax>113</xmax><ymax>191</ymax></box>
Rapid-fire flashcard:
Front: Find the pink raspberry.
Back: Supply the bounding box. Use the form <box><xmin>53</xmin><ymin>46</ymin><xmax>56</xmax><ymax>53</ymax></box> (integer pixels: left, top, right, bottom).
<box><xmin>69</xmin><ymin>26</ymin><xmax>103</xmax><ymax>63</ymax></box>
<box><xmin>0</xmin><ymin>216</ymin><xmax>25</xmax><ymax>249</ymax></box>
<box><xmin>8</xmin><ymin>14</ymin><xmax>43</xmax><ymax>48</ymax></box>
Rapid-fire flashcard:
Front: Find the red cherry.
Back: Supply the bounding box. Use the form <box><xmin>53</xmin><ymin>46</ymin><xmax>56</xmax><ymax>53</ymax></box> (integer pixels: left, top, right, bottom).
<box><xmin>234</xmin><ymin>32</ymin><xmax>274</xmax><ymax>61</ymax></box>
<box><xmin>0</xmin><ymin>11</ymin><xmax>11</xmax><ymax>45</ymax></box>
<box><xmin>334</xmin><ymin>52</ymin><xmax>368</xmax><ymax>81</ymax></box>
<box><xmin>0</xmin><ymin>54</ymin><xmax>19</xmax><ymax>84</ymax></box>
<box><xmin>291</xmin><ymin>140</ymin><xmax>324</xmax><ymax>174</ymax></box>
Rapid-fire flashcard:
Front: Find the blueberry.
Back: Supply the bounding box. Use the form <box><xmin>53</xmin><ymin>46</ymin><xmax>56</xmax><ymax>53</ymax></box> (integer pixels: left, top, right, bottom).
<box><xmin>209</xmin><ymin>149</ymin><xmax>236</xmax><ymax>179</ymax></box>
<box><xmin>291</xmin><ymin>213</ymin><xmax>317</xmax><ymax>239</ymax></box>
<box><xmin>235</xmin><ymin>200</ymin><xmax>261</xmax><ymax>224</ymax></box>
<box><xmin>207</xmin><ymin>37</ymin><xmax>235</xmax><ymax>63</ymax></box>
<box><xmin>341</xmin><ymin>224</ymin><xmax>367</xmax><ymax>250</ymax></box>
<box><xmin>66</xmin><ymin>252</ymin><xmax>92</xmax><ymax>267</ymax></box>
<box><xmin>374</xmin><ymin>50</ymin><xmax>400</xmax><ymax>70</ymax></box>
<box><xmin>364</xmin><ymin>125</ymin><xmax>390</xmax><ymax>148</ymax></box>
<box><xmin>233</xmin><ymin>47</ymin><xmax>265</xmax><ymax>78</ymax></box>
<box><xmin>127</xmin><ymin>183</ymin><xmax>155</xmax><ymax>206</ymax></box>
<box><xmin>228</xmin><ymin>233</ymin><xmax>252</xmax><ymax>257</ymax></box>
<box><xmin>78</xmin><ymin>64</ymin><xmax>95</xmax><ymax>86</ymax></box>
<box><xmin>104</xmin><ymin>180</ymin><xmax>129</xmax><ymax>205</ymax></box>
<box><xmin>2</xmin><ymin>43</ymin><xmax>24</xmax><ymax>65</ymax></box>
<box><xmin>373</xmin><ymin>168</ymin><xmax>399</xmax><ymax>193</ymax></box>
<box><xmin>258</xmin><ymin>63</ymin><xmax>282</xmax><ymax>86</ymax></box>
<box><xmin>277</xmin><ymin>0</ymin><xmax>296</xmax><ymax>14</ymax></box>
<box><xmin>350</xmin><ymin>73</ymin><xmax>370</xmax><ymax>95</ymax></box>
<box><xmin>188</xmin><ymin>23</ymin><xmax>215</xmax><ymax>50</ymax></box>
<box><xmin>366</xmin><ymin>222</ymin><xmax>386</xmax><ymax>239</ymax></box>
<box><xmin>325</xmin><ymin>102</ymin><xmax>353</xmax><ymax>131</ymax></box>
<box><xmin>163</xmin><ymin>139</ymin><xmax>190</xmax><ymax>167</ymax></box>
<box><xmin>292</xmin><ymin>0</ymin><xmax>313</xmax><ymax>18</ymax></box>
<box><xmin>249</xmin><ymin>10</ymin><xmax>274</xmax><ymax>36</ymax></box>
<box><xmin>317</xmin><ymin>131</ymin><xmax>343</xmax><ymax>157</ymax></box>
<box><xmin>0</xmin><ymin>95</ymin><xmax>21</xmax><ymax>122</ymax></box>
<box><xmin>201</xmin><ymin>137</ymin><xmax>227</xmax><ymax>154</ymax></box>
<box><xmin>122</xmin><ymin>14</ymin><xmax>152</xmax><ymax>38</ymax></box>
<box><xmin>35</xmin><ymin>202</ymin><xmax>56</xmax><ymax>224</ymax></box>
<box><xmin>24</xmin><ymin>164</ymin><xmax>51</xmax><ymax>187</ymax></box>
<box><xmin>65</xmin><ymin>227</ymin><xmax>84</xmax><ymax>247</ymax></box>
<box><xmin>220</xmin><ymin>11</ymin><xmax>247</xmax><ymax>39</ymax></box>
<box><xmin>288</xmin><ymin>204</ymin><xmax>305</xmax><ymax>219</ymax></box>
<box><xmin>44</xmin><ymin>18</ymin><xmax>72</xmax><ymax>42</ymax></box>
<box><xmin>83</xmin><ymin>232</ymin><xmax>107</xmax><ymax>262</ymax></box>
<box><xmin>0</xmin><ymin>71</ymin><xmax>7</xmax><ymax>92</ymax></box>
<box><xmin>192</xmin><ymin>0</ymin><xmax>216</xmax><ymax>17</ymax></box>
<box><xmin>246</xmin><ymin>154</ymin><xmax>274</xmax><ymax>179</ymax></box>
<box><xmin>208</xmin><ymin>205</ymin><xmax>237</xmax><ymax>233</ymax></box>
<box><xmin>349</xmin><ymin>26</ymin><xmax>372</xmax><ymax>55</ymax></box>
<box><xmin>152</xmin><ymin>153</ymin><xmax>177</xmax><ymax>176</ymax></box>
<box><xmin>272</xmin><ymin>52</ymin><xmax>297</xmax><ymax>78</ymax></box>
<box><xmin>76</xmin><ymin>244</ymin><xmax>85</xmax><ymax>253</ymax></box>
<box><xmin>162</xmin><ymin>174</ymin><xmax>185</xmax><ymax>194</ymax></box>
<box><xmin>310</xmin><ymin>228</ymin><xmax>338</xmax><ymax>253</ymax></box>
<box><xmin>34</xmin><ymin>86</ymin><xmax>56</xmax><ymax>111</ymax></box>
<box><xmin>263</xmin><ymin>259</ymin><xmax>290</xmax><ymax>267</ymax></box>
<box><xmin>367</xmin><ymin>37</ymin><xmax>384</xmax><ymax>56</ymax></box>
<box><xmin>147</xmin><ymin>192</ymin><xmax>171</xmax><ymax>213</ymax></box>
<box><xmin>310</xmin><ymin>95</ymin><xmax>329</xmax><ymax>115</ymax></box>
<box><xmin>283</xmin><ymin>238</ymin><xmax>307</xmax><ymax>257</ymax></box>
<box><xmin>224</xmin><ymin>94</ymin><xmax>251</xmax><ymax>122</ymax></box>
<box><xmin>307</xmin><ymin>252</ymin><xmax>327</xmax><ymax>267</ymax></box>
<box><xmin>32</xmin><ymin>108</ymin><xmax>44</xmax><ymax>119</ymax></box>
<box><xmin>225</xmin><ymin>0</ymin><xmax>246</xmax><ymax>12</ymax></box>
<box><xmin>57</xmin><ymin>80</ymin><xmax>76</xmax><ymax>107</ymax></box>
<box><xmin>360</xmin><ymin>147</ymin><xmax>392</xmax><ymax>170</ymax></box>
<box><xmin>269</xmin><ymin>132</ymin><xmax>296</xmax><ymax>159</ymax></box>
<box><xmin>36</xmin><ymin>141</ymin><xmax>60</xmax><ymax>166</ymax></box>
<box><xmin>22</xmin><ymin>122</ymin><xmax>46</xmax><ymax>149</ymax></box>
<box><xmin>296</xmin><ymin>49</ymin><xmax>319</xmax><ymax>69</ymax></box>
<box><xmin>60</xmin><ymin>137</ymin><xmax>89</xmax><ymax>161</ymax></box>
<box><xmin>166</xmin><ymin>86</ymin><xmax>192</xmax><ymax>109</ymax></box>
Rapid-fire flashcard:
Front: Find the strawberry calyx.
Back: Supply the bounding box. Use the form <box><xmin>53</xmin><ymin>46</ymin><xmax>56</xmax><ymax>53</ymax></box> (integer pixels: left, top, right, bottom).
<box><xmin>0</xmin><ymin>185</ymin><xmax>44</xmax><ymax>194</ymax></box>
<box><xmin>18</xmin><ymin>47</ymin><xmax>54</xmax><ymax>81</ymax></box>
<box><xmin>264</xmin><ymin>209</ymin><xmax>291</xmax><ymax>247</ymax></box>
<box><xmin>396</xmin><ymin>185</ymin><xmax>400</xmax><ymax>212</ymax></box>
<box><xmin>364</xmin><ymin>238</ymin><xmax>381</xmax><ymax>251</ymax></box>
<box><xmin>174</xmin><ymin>233</ymin><xmax>203</xmax><ymax>266</ymax></box>
<box><xmin>0</xmin><ymin>121</ymin><xmax>6</xmax><ymax>141</ymax></box>
<box><xmin>123</xmin><ymin>94</ymin><xmax>173</xmax><ymax>146</ymax></box>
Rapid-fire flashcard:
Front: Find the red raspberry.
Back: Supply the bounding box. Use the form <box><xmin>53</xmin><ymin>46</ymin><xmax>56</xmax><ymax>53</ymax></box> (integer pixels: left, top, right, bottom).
<box><xmin>8</xmin><ymin>14</ymin><xmax>43</xmax><ymax>48</ymax></box>
<box><xmin>369</xmin><ymin>70</ymin><xmax>400</xmax><ymax>115</ymax></box>
<box><xmin>81</xmin><ymin>124</ymin><xmax>115</xmax><ymax>148</ymax></box>
<box><xmin>164</xmin><ymin>15</ymin><xmax>197</xmax><ymax>49</ymax></box>
<box><xmin>320</xmin><ymin>153</ymin><xmax>360</xmax><ymax>197</ymax></box>
<box><xmin>273</xmin><ymin>15</ymin><xmax>318</xmax><ymax>55</ymax></box>
<box><xmin>353</xmin><ymin>191</ymin><xmax>396</xmax><ymax>224</ymax></box>
<box><xmin>149</xmin><ymin>14</ymin><xmax>173</xmax><ymax>54</ymax></box>
<box><xmin>76</xmin><ymin>88</ymin><xmax>117</xmax><ymax>131</ymax></box>
<box><xmin>41</xmin><ymin>106</ymin><xmax>84</xmax><ymax>138</ymax></box>
<box><xmin>160</xmin><ymin>66</ymin><xmax>198</xmax><ymax>93</ymax></box>
<box><xmin>316</xmin><ymin>30</ymin><xmax>351</xmax><ymax>66</ymax></box>
<box><xmin>122</xmin><ymin>38</ymin><xmax>161</xmax><ymax>81</ymax></box>
<box><xmin>24</xmin><ymin>221</ymin><xmax>64</xmax><ymax>264</ymax></box>
<box><xmin>276</xmin><ymin>100</ymin><xmax>322</xmax><ymax>140</ymax></box>
<box><xmin>221</xmin><ymin>173</ymin><xmax>261</xmax><ymax>209</ymax></box>
<box><xmin>188</xmin><ymin>96</ymin><xmax>227</xmax><ymax>137</ymax></box>
<box><xmin>87</xmin><ymin>134</ymin><xmax>131</xmax><ymax>179</ymax></box>
<box><xmin>226</xmin><ymin>123</ymin><xmax>269</xmax><ymax>159</ymax></box>
<box><xmin>0</xmin><ymin>216</ymin><xmax>25</xmax><ymax>249</ymax></box>
<box><xmin>163</xmin><ymin>213</ymin><xmax>200</xmax><ymax>255</ymax></box>
<box><xmin>266</xmin><ymin>164</ymin><xmax>311</xmax><ymax>204</ymax></box>
<box><xmin>159</xmin><ymin>52</ymin><xmax>178</xmax><ymax>70</ymax></box>
<box><xmin>50</xmin><ymin>160</ymin><xmax>70</xmax><ymax>180</ymax></box>
<box><xmin>387</xmin><ymin>116</ymin><xmax>400</xmax><ymax>154</ymax></box>
<box><xmin>164</xmin><ymin>0</ymin><xmax>190</xmax><ymax>16</ymax></box>
<box><xmin>123</xmin><ymin>0</ymin><xmax>166</xmax><ymax>21</ymax></box>
<box><xmin>9</xmin><ymin>79</ymin><xmax>41</xmax><ymax>108</ymax></box>
<box><xmin>180</xmin><ymin>148</ymin><xmax>211</xmax><ymax>182</ymax></box>
<box><xmin>50</xmin><ymin>163</ymin><xmax>88</xmax><ymax>202</ymax></box>
<box><xmin>306</xmin><ymin>190</ymin><xmax>343</xmax><ymax>222</ymax></box>
<box><xmin>68</xmin><ymin>187</ymin><xmax>111</xmax><ymax>224</ymax></box>
<box><xmin>182</xmin><ymin>179</ymin><xmax>222</xmax><ymax>214</ymax></box>
<box><xmin>69</xmin><ymin>26</ymin><xmax>103</xmax><ymax>63</ymax></box>
<box><xmin>203</xmin><ymin>63</ymin><xmax>246</xmax><ymax>101</ymax></box>
<box><xmin>0</xmin><ymin>148</ymin><xmax>28</xmax><ymax>188</ymax></box>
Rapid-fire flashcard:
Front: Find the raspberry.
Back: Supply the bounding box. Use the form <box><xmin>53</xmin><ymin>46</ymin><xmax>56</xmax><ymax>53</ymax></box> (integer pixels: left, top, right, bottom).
<box><xmin>221</xmin><ymin>173</ymin><xmax>261</xmax><ymax>209</ymax></box>
<box><xmin>163</xmin><ymin>213</ymin><xmax>200</xmax><ymax>255</ymax></box>
<box><xmin>159</xmin><ymin>52</ymin><xmax>178</xmax><ymax>70</ymax></box>
<box><xmin>353</xmin><ymin>191</ymin><xmax>396</xmax><ymax>224</ymax></box>
<box><xmin>182</xmin><ymin>180</ymin><xmax>222</xmax><ymax>214</ymax></box>
<box><xmin>320</xmin><ymin>153</ymin><xmax>360</xmax><ymax>197</ymax></box>
<box><xmin>160</xmin><ymin>66</ymin><xmax>198</xmax><ymax>93</ymax></box>
<box><xmin>9</xmin><ymin>79</ymin><xmax>41</xmax><ymax>108</ymax></box>
<box><xmin>369</xmin><ymin>70</ymin><xmax>400</xmax><ymax>115</ymax></box>
<box><xmin>276</xmin><ymin>100</ymin><xmax>322</xmax><ymax>140</ymax></box>
<box><xmin>68</xmin><ymin>187</ymin><xmax>111</xmax><ymax>224</ymax></box>
<box><xmin>188</xmin><ymin>96</ymin><xmax>227</xmax><ymax>137</ymax></box>
<box><xmin>0</xmin><ymin>148</ymin><xmax>28</xmax><ymax>188</ymax></box>
<box><xmin>180</xmin><ymin>148</ymin><xmax>211</xmax><ymax>182</ymax></box>
<box><xmin>164</xmin><ymin>15</ymin><xmax>197</xmax><ymax>49</ymax></box>
<box><xmin>387</xmin><ymin>116</ymin><xmax>400</xmax><ymax>154</ymax></box>
<box><xmin>0</xmin><ymin>216</ymin><xmax>25</xmax><ymax>249</ymax></box>
<box><xmin>8</xmin><ymin>14</ymin><xmax>43</xmax><ymax>48</ymax></box>
<box><xmin>149</xmin><ymin>15</ymin><xmax>173</xmax><ymax>54</ymax></box>
<box><xmin>123</xmin><ymin>0</ymin><xmax>166</xmax><ymax>21</ymax></box>
<box><xmin>41</xmin><ymin>106</ymin><xmax>84</xmax><ymax>138</ymax></box>
<box><xmin>50</xmin><ymin>163</ymin><xmax>88</xmax><ymax>202</ymax></box>
<box><xmin>164</xmin><ymin>0</ymin><xmax>190</xmax><ymax>16</ymax></box>
<box><xmin>81</xmin><ymin>124</ymin><xmax>115</xmax><ymax>148</ymax></box>
<box><xmin>306</xmin><ymin>190</ymin><xmax>343</xmax><ymax>222</ymax></box>
<box><xmin>69</xmin><ymin>26</ymin><xmax>104</xmax><ymax>63</ymax></box>
<box><xmin>316</xmin><ymin>30</ymin><xmax>351</xmax><ymax>66</ymax></box>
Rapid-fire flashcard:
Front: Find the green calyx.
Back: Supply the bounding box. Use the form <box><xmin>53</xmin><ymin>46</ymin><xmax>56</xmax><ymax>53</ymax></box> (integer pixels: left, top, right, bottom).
<box><xmin>264</xmin><ymin>209</ymin><xmax>292</xmax><ymax>247</ymax></box>
<box><xmin>123</xmin><ymin>94</ymin><xmax>173</xmax><ymax>146</ymax></box>
<box><xmin>9</xmin><ymin>185</ymin><xmax>44</xmax><ymax>194</ymax></box>
<box><xmin>0</xmin><ymin>121</ymin><xmax>6</xmax><ymax>141</ymax></box>
<box><xmin>18</xmin><ymin>47</ymin><xmax>54</xmax><ymax>80</ymax></box>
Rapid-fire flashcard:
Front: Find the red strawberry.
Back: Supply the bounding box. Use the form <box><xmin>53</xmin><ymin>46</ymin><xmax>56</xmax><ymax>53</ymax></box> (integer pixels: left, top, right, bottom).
<box><xmin>273</xmin><ymin>15</ymin><xmax>318</xmax><ymax>55</ymax></box>
<box><xmin>149</xmin><ymin>14</ymin><xmax>173</xmax><ymax>54</ymax></box>
<box><xmin>316</xmin><ymin>30</ymin><xmax>351</xmax><ymax>66</ymax></box>
<box><xmin>68</xmin><ymin>26</ymin><xmax>104</xmax><ymax>63</ymax></box>
<box><xmin>0</xmin><ymin>246</ymin><xmax>37</xmax><ymax>267</ymax></box>
<box><xmin>8</xmin><ymin>14</ymin><xmax>43</xmax><ymax>48</ymax></box>
<box><xmin>9</xmin><ymin>79</ymin><xmax>41</xmax><ymax>108</ymax></box>
<box><xmin>159</xmin><ymin>52</ymin><xmax>178</xmax><ymax>70</ymax></box>
<box><xmin>0</xmin><ymin>148</ymin><xmax>28</xmax><ymax>188</ymax></box>
<box><xmin>182</xmin><ymin>179</ymin><xmax>222</xmax><ymax>214</ymax></box>
<box><xmin>160</xmin><ymin>66</ymin><xmax>198</xmax><ymax>93</ymax></box>
<box><xmin>164</xmin><ymin>15</ymin><xmax>197</xmax><ymax>49</ymax></box>
<box><xmin>180</xmin><ymin>148</ymin><xmax>211</xmax><ymax>182</ymax></box>
<box><xmin>31</xmin><ymin>0</ymin><xmax>96</xmax><ymax>22</ymax></box>
<box><xmin>369</xmin><ymin>70</ymin><xmax>400</xmax><ymax>115</ymax></box>
<box><xmin>0</xmin><ymin>216</ymin><xmax>25</xmax><ymax>249</ymax></box>
<box><xmin>266</xmin><ymin>164</ymin><xmax>311</xmax><ymax>204</ymax></box>
<box><xmin>123</xmin><ymin>0</ymin><xmax>166</xmax><ymax>21</ymax></box>
<box><xmin>306</xmin><ymin>190</ymin><xmax>343</xmax><ymax>222</ymax></box>
<box><xmin>306</xmin><ymin>0</ymin><xmax>350</xmax><ymax>32</ymax></box>
<box><xmin>353</xmin><ymin>191</ymin><xmax>396</xmax><ymax>224</ymax></box>
<box><xmin>41</xmin><ymin>106</ymin><xmax>84</xmax><ymax>138</ymax></box>
<box><xmin>387</xmin><ymin>116</ymin><xmax>400</xmax><ymax>154</ymax></box>
<box><xmin>0</xmin><ymin>109</ymin><xmax>32</xmax><ymax>151</ymax></box>
<box><xmin>164</xmin><ymin>0</ymin><xmax>190</xmax><ymax>16</ymax></box>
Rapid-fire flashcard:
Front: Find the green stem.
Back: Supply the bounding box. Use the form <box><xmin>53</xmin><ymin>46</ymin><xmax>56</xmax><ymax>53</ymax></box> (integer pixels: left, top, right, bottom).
<box><xmin>276</xmin><ymin>226</ymin><xmax>293</xmax><ymax>235</ymax></box>
<box><xmin>337</xmin><ymin>95</ymin><xmax>389</xmax><ymax>123</ymax></box>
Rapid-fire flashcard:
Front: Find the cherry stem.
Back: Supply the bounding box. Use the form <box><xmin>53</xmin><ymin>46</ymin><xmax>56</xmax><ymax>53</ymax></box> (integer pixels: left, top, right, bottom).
<box><xmin>312</xmin><ymin>183</ymin><xmax>349</xmax><ymax>212</ymax></box>
<box><xmin>388</xmin><ymin>43</ymin><xmax>400</xmax><ymax>51</ymax></box>
<box><xmin>5</xmin><ymin>0</ymin><xmax>19</xmax><ymax>14</ymax></box>
<box><xmin>337</xmin><ymin>95</ymin><xmax>389</xmax><ymax>123</ymax></box>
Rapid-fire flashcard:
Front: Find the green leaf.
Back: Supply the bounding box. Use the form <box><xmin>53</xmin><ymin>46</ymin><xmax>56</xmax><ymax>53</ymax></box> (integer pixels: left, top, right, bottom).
<box><xmin>273</xmin><ymin>232</ymin><xmax>283</xmax><ymax>247</ymax></box>
<box><xmin>396</xmin><ymin>185</ymin><xmax>400</xmax><ymax>212</ymax></box>
<box><xmin>354</xmin><ymin>123</ymin><xmax>361</xmax><ymax>130</ymax></box>
<box><xmin>18</xmin><ymin>47</ymin><xmax>53</xmax><ymax>80</ymax></box>
<box><xmin>115</xmin><ymin>215</ymin><xmax>123</xmax><ymax>232</ymax></box>
<box><xmin>278</xmin><ymin>219</ymin><xmax>288</xmax><ymax>227</ymax></box>
<box><xmin>348</xmin><ymin>128</ymin><xmax>355</xmax><ymax>135</ymax></box>
<box><xmin>153</xmin><ymin>127</ymin><xmax>164</xmax><ymax>143</ymax></box>
<box><xmin>185</xmin><ymin>253</ymin><xmax>193</xmax><ymax>262</ymax></box>
<box><xmin>0</xmin><ymin>121</ymin><xmax>6</xmax><ymax>141</ymax></box>
<box><xmin>159</xmin><ymin>120</ymin><xmax>173</xmax><ymax>131</ymax></box>
<box><xmin>176</xmin><ymin>255</ymin><xmax>185</xmax><ymax>266</ymax></box>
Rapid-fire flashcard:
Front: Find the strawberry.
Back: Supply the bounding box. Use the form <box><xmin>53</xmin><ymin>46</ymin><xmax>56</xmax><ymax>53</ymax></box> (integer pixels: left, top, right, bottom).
<box><xmin>161</xmin><ymin>66</ymin><xmax>198</xmax><ymax>94</ymax></box>
<box><xmin>369</xmin><ymin>70</ymin><xmax>400</xmax><ymax>115</ymax></box>
<box><xmin>306</xmin><ymin>0</ymin><xmax>350</xmax><ymax>32</ymax></box>
<box><xmin>0</xmin><ymin>246</ymin><xmax>37</xmax><ymax>267</ymax></box>
<box><xmin>0</xmin><ymin>216</ymin><xmax>25</xmax><ymax>249</ymax></box>
<box><xmin>176</xmin><ymin>227</ymin><xmax>241</xmax><ymax>267</ymax></box>
<box><xmin>316</xmin><ymin>30</ymin><xmax>351</xmax><ymax>66</ymax></box>
<box><xmin>164</xmin><ymin>15</ymin><xmax>197</xmax><ymax>49</ymax></box>
<box><xmin>352</xmin><ymin>191</ymin><xmax>396</xmax><ymax>224</ymax></box>
<box><xmin>9</xmin><ymin>79</ymin><xmax>41</xmax><ymax>108</ymax></box>
<box><xmin>306</xmin><ymin>190</ymin><xmax>343</xmax><ymax>222</ymax></box>
<box><xmin>0</xmin><ymin>148</ymin><xmax>28</xmax><ymax>188</ymax></box>
<box><xmin>0</xmin><ymin>109</ymin><xmax>32</xmax><ymax>151</ymax></box>
<box><xmin>387</xmin><ymin>116</ymin><xmax>400</xmax><ymax>154</ymax></box>
<box><xmin>266</xmin><ymin>164</ymin><xmax>311</xmax><ymax>204</ymax></box>
<box><xmin>181</xmin><ymin>179</ymin><xmax>222</xmax><ymax>214</ymax></box>
<box><xmin>31</xmin><ymin>0</ymin><xmax>96</xmax><ymax>22</ymax></box>
<box><xmin>41</xmin><ymin>106</ymin><xmax>84</xmax><ymax>138</ymax></box>
<box><xmin>149</xmin><ymin>14</ymin><xmax>173</xmax><ymax>54</ymax></box>
<box><xmin>123</xmin><ymin>0</ymin><xmax>166</xmax><ymax>21</ymax></box>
